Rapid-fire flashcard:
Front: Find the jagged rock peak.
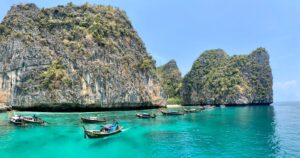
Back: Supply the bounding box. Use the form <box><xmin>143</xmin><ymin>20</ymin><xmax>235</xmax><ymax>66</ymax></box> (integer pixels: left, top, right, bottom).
<box><xmin>161</xmin><ymin>59</ymin><xmax>179</xmax><ymax>72</ymax></box>
<box><xmin>156</xmin><ymin>60</ymin><xmax>182</xmax><ymax>102</ymax></box>
<box><xmin>250</xmin><ymin>47</ymin><xmax>270</xmax><ymax>65</ymax></box>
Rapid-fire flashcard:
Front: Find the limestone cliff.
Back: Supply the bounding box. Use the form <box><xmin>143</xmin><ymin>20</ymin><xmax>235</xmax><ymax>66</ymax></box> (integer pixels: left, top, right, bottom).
<box><xmin>0</xmin><ymin>3</ymin><xmax>165</xmax><ymax>111</ymax></box>
<box><xmin>156</xmin><ymin>60</ymin><xmax>182</xmax><ymax>104</ymax></box>
<box><xmin>181</xmin><ymin>48</ymin><xmax>273</xmax><ymax>105</ymax></box>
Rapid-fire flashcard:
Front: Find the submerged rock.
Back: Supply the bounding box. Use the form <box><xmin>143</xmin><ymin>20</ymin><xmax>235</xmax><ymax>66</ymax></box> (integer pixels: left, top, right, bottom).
<box><xmin>0</xmin><ymin>3</ymin><xmax>166</xmax><ymax>111</ymax></box>
<box><xmin>181</xmin><ymin>48</ymin><xmax>273</xmax><ymax>105</ymax></box>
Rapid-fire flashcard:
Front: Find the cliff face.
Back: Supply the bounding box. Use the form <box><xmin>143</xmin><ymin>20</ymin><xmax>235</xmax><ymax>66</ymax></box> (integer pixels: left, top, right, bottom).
<box><xmin>0</xmin><ymin>3</ymin><xmax>165</xmax><ymax>111</ymax></box>
<box><xmin>182</xmin><ymin>48</ymin><xmax>273</xmax><ymax>105</ymax></box>
<box><xmin>156</xmin><ymin>60</ymin><xmax>182</xmax><ymax>104</ymax></box>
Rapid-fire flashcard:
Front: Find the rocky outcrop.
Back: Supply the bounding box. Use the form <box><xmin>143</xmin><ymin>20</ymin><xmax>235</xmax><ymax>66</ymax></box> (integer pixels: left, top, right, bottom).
<box><xmin>181</xmin><ymin>48</ymin><xmax>273</xmax><ymax>105</ymax></box>
<box><xmin>156</xmin><ymin>60</ymin><xmax>182</xmax><ymax>104</ymax></box>
<box><xmin>0</xmin><ymin>103</ymin><xmax>11</xmax><ymax>112</ymax></box>
<box><xmin>0</xmin><ymin>3</ymin><xmax>166</xmax><ymax>111</ymax></box>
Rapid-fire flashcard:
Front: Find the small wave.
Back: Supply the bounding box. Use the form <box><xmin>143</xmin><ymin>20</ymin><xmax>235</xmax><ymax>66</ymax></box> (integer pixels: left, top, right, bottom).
<box><xmin>122</xmin><ymin>128</ymin><xmax>130</xmax><ymax>132</ymax></box>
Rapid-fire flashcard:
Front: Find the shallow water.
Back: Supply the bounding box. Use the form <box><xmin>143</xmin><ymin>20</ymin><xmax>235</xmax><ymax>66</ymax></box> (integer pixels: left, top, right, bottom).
<box><xmin>0</xmin><ymin>103</ymin><xmax>299</xmax><ymax>158</ymax></box>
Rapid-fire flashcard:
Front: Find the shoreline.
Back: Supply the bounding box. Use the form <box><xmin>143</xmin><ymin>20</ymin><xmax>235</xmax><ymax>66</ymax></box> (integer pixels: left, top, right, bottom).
<box><xmin>166</xmin><ymin>104</ymin><xmax>182</xmax><ymax>108</ymax></box>
<box><xmin>11</xmin><ymin>104</ymin><xmax>164</xmax><ymax>113</ymax></box>
<box><xmin>183</xmin><ymin>103</ymin><xmax>272</xmax><ymax>107</ymax></box>
<box><xmin>5</xmin><ymin>103</ymin><xmax>273</xmax><ymax>113</ymax></box>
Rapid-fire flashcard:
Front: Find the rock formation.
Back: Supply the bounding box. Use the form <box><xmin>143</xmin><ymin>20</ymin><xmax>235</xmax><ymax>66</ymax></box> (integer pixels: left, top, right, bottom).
<box><xmin>181</xmin><ymin>48</ymin><xmax>273</xmax><ymax>105</ymax></box>
<box><xmin>156</xmin><ymin>60</ymin><xmax>182</xmax><ymax>104</ymax></box>
<box><xmin>0</xmin><ymin>3</ymin><xmax>165</xmax><ymax>111</ymax></box>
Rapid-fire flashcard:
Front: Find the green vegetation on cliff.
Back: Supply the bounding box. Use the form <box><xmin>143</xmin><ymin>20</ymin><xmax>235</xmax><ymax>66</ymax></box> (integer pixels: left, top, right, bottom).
<box><xmin>0</xmin><ymin>3</ymin><xmax>273</xmax><ymax>109</ymax></box>
<box><xmin>40</xmin><ymin>59</ymin><xmax>72</xmax><ymax>90</ymax></box>
<box><xmin>0</xmin><ymin>3</ymin><xmax>146</xmax><ymax>57</ymax></box>
<box><xmin>0</xmin><ymin>3</ymin><xmax>165</xmax><ymax>109</ymax></box>
<box><xmin>182</xmin><ymin>48</ymin><xmax>273</xmax><ymax>105</ymax></box>
<box><xmin>156</xmin><ymin>60</ymin><xmax>182</xmax><ymax>104</ymax></box>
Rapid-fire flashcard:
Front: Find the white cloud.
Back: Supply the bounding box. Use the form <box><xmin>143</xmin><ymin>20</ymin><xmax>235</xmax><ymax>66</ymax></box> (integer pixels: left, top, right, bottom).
<box><xmin>273</xmin><ymin>80</ymin><xmax>300</xmax><ymax>102</ymax></box>
<box><xmin>274</xmin><ymin>80</ymin><xmax>298</xmax><ymax>89</ymax></box>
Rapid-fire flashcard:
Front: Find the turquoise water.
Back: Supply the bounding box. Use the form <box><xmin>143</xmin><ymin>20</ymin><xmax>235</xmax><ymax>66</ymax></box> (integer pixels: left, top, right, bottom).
<box><xmin>0</xmin><ymin>103</ymin><xmax>300</xmax><ymax>158</ymax></box>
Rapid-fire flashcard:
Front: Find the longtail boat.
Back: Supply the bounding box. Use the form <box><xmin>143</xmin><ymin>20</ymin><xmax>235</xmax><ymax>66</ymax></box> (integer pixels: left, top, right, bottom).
<box><xmin>160</xmin><ymin>109</ymin><xmax>184</xmax><ymax>115</ymax></box>
<box><xmin>9</xmin><ymin>115</ymin><xmax>27</xmax><ymax>126</ymax></box>
<box><xmin>83</xmin><ymin>123</ymin><xmax>123</xmax><ymax>139</ymax></box>
<box><xmin>204</xmin><ymin>105</ymin><xmax>216</xmax><ymax>110</ymax></box>
<box><xmin>81</xmin><ymin>117</ymin><xmax>106</xmax><ymax>123</ymax></box>
<box><xmin>199</xmin><ymin>106</ymin><xmax>205</xmax><ymax>110</ymax></box>
<box><xmin>23</xmin><ymin>115</ymin><xmax>45</xmax><ymax>125</ymax></box>
<box><xmin>136</xmin><ymin>113</ymin><xmax>156</xmax><ymax>118</ymax></box>
<box><xmin>183</xmin><ymin>108</ymin><xmax>199</xmax><ymax>113</ymax></box>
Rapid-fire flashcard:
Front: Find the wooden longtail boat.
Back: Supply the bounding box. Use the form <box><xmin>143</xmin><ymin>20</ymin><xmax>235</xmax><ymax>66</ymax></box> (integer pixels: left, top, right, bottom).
<box><xmin>204</xmin><ymin>105</ymin><xmax>216</xmax><ymax>110</ymax></box>
<box><xmin>199</xmin><ymin>106</ymin><xmax>205</xmax><ymax>110</ymax></box>
<box><xmin>9</xmin><ymin>116</ymin><xmax>27</xmax><ymax>126</ymax></box>
<box><xmin>83</xmin><ymin>124</ymin><xmax>123</xmax><ymax>139</ymax></box>
<box><xmin>23</xmin><ymin>116</ymin><xmax>45</xmax><ymax>125</ymax></box>
<box><xmin>136</xmin><ymin>113</ymin><xmax>156</xmax><ymax>118</ymax></box>
<box><xmin>183</xmin><ymin>108</ymin><xmax>199</xmax><ymax>113</ymax></box>
<box><xmin>160</xmin><ymin>109</ymin><xmax>184</xmax><ymax>115</ymax></box>
<box><xmin>81</xmin><ymin>117</ymin><xmax>106</xmax><ymax>123</ymax></box>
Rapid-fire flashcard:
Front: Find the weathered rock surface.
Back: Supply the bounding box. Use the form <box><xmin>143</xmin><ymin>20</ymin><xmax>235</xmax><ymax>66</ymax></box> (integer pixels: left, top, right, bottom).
<box><xmin>0</xmin><ymin>103</ymin><xmax>11</xmax><ymax>112</ymax></box>
<box><xmin>181</xmin><ymin>48</ymin><xmax>273</xmax><ymax>105</ymax></box>
<box><xmin>156</xmin><ymin>60</ymin><xmax>182</xmax><ymax>104</ymax></box>
<box><xmin>0</xmin><ymin>3</ymin><xmax>165</xmax><ymax>111</ymax></box>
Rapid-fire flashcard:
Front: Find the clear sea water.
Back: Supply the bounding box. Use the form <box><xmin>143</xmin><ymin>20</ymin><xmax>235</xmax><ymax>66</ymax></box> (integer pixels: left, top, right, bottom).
<box><xmin>0</xmin><ymin>102</ymin><xmax>299</xmax><ymax>158</ymax></box>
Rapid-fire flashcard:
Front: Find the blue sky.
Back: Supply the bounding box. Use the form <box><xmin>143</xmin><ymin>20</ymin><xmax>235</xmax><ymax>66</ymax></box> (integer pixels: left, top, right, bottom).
<box><xmin>0</xmin><ymin>0</ymin><xmax>299</xmax><ymax>102</ymax></box>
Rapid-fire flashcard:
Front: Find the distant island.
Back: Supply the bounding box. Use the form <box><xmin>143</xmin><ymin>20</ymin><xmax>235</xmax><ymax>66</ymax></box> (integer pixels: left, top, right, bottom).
<box><xmin>0</xmin><ymin>3</ymin><xmax>273</xmax><ymax>112</ymax></box>
<box><xmin>181</xmin><ymin>48</ymin><xmax>273</xmax><ymax>105</ymax></box>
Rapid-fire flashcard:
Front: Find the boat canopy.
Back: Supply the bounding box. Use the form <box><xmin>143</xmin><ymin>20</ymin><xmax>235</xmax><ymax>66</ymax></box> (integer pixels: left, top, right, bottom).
<box><xmin>89</xmin><ymin>117</ymin><xmax>97</xmax><ymax>120</ymax></box>
<box><xmin>102</xmin><ymin>124</ymin><xmax>113</xmax><ymax>130</ymax></box>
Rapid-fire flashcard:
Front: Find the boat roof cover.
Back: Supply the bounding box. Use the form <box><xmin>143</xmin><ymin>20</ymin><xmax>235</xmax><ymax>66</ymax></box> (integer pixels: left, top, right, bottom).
<box><xmin>89</xmin><ymin>117</ymin><xmax>97</xmax><ymax>120</ymax></box>
<box><xmin>11</xmin><ymin>115</ymin><xmax>22</xmax><ymax>119</ymax></box>
<box><xmin>102</xmin><ymin>124</ymin><xmax>113</xmax><ymax>129</ymax></box>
